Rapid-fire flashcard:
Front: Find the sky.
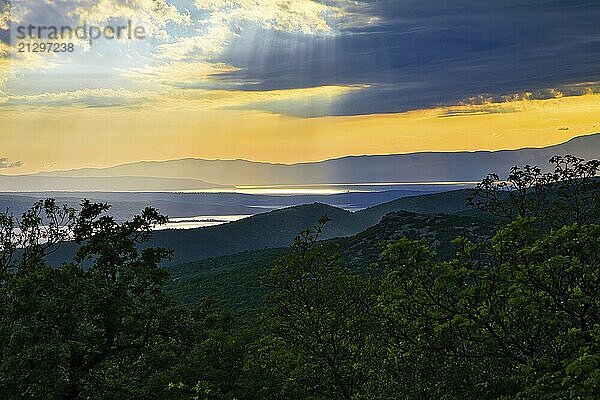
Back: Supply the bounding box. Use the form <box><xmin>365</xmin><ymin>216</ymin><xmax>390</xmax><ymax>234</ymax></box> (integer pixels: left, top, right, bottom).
<box><xmin>0</xmin><ymin>0</ymin><xmax>599</xmax><ymax>174</ymax></box>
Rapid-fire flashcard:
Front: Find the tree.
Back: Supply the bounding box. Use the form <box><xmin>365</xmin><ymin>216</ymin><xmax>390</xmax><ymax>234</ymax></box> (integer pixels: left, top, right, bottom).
<box><xmin>378</xmin><ymin>220</ymin><xmax>600</xmax><ymax>399</ymax></box>
<box><xmin>374</xmin><ymin>156</ymin><xmax>600</xmax><ymax>398</ymax></box>
<box><xmin>468</xmin><ymin>155</ymin><xmax>600</xmax><ymax>227</ymax></box>
<box><xmin>0</xmin><ymin>199</ymin><xmax>186</xmax><ymax>399</ymax></box>
<box><xmin>160</xmin><ymin>297</ymin><xmax>252</xmax><ymax>400</ymax></box>
<box><xmin>254</xmin><ymin>217</ymin><xmax>382</xmax><ymax>400</ymax></box>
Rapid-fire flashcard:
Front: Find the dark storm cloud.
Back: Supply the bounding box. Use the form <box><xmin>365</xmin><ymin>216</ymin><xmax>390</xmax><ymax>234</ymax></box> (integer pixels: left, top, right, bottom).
<box><xmin>219</xmin><ymin>0</ymin><xmax>600</xmax><ymax>116</ymax></box>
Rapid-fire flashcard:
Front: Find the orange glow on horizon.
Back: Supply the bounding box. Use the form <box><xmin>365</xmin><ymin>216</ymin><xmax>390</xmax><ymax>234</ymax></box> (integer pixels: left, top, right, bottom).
<box><xmin>1</xmin><ymin>93</ymin><xmax>599</xmax><ymax>174</ymax></box>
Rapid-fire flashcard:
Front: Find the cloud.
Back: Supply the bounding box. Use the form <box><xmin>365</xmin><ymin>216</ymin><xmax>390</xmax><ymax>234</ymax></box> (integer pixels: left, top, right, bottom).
<box><xmin>4</xmin><ymin>0</ymin><xmax>599</xmax><ymax>119</ymax></box>
<box><xmin>152</xmin><ymin>0</ymin><xmax>353</xmax><ymax>64</ymax></box>
<box><xmin>211</xmin><ymin>0</ymin><xmax>600</xmax><ymax>116</ymax></box>
<box><xmin>0</xmin><ymin>40</ymin><xmax>62</xmax><ymax>100</ymax></box>
<box><xmin>120</xmin><ymin>60</ymin><xmax>240</xmax><ymax>87</ymax></box>
<box><xmin>439</xmin><ymin>84</ymin><xmax>600</xmax><ymax>118</ymax></box>
<box><xmin>1</xmin><ymin>0</ymin><xmax>375</xmax><ymax>107</ymax></box>
<box><xmin>432</xmin><ymin>83</ymin><xmax>599</xmax><ymax>118</ymax></box>
<box><xmin>0</xmin><ymin>157</ymin><xmax>22</xmax><ymax>169</ymax></box>
<box><xmin>195</xmin><ymin>0</ymin><xmax>339</xmax><ymax>34</ymax></box>
<box><xmin>1</xmin><ymin>81</ymin><xmax>364</xmax><ymax>113</ymax></box>
<box><xmin>0</xmin><ymin>1</ymin><xmax>9</xmax><ymax>30</ymax></box>
<box><xmin>73</xmin><ymin>0</ymin><xmax>192</xmax><ymax>38</ymax></box>
<box><xmin>327</xmin><ymin>0</ymin><xmax>381</xmax><ymax>30</ymax></box>
<box><xmin>4</xmin><ymin>0</ymin><xmax>191</xmax><ymax>46</ymax></box>
<box><xmin>3</xmin><ymin>87</ymin><xmax>160</xmax><ymax>108</ymax></box>
<box><xmin>155</xmin><ymin>26</ymin><xmax>232</xmax><ymax>62</ymax></box>
<box><xmin>203</xmin><ymin>84</ymin><xmax>366</xmax><ymax>111</ymax></box>
<box><xmin>457</xmin><ymin>84</ymin><xmax>600</xmax><ymax>107</ymax></box>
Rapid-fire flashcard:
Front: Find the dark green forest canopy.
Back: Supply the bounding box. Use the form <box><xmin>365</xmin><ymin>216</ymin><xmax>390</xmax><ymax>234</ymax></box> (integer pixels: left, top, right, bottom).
<box><xmin>0</xmin><ymin>155</ymin><xmax>599</xmax><ymax>399</ymax></box>
<box><xmin>166</xmin><ymin>210</ymin><xmax>497</xmax><ymax>314</ymax></box>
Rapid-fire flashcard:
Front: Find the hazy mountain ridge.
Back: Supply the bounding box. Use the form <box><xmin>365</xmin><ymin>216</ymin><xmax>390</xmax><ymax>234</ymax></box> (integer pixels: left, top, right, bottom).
<box><xmin>42</xmin><ymin>189</ymin><xmax>477</xmax><ymax>266</ymax></box>
<box><xmin>24</xmin><ymin>133</ymin><xmax>600</xmax><ymax>187</ymax></box>
<box><xmin>0</xmin><ymin>175</ymin><xmax>228</xmax><ymax>192</ymax></box>
<box><xmin>149</xmin><ymin>190</ymin><xmax>481</xmax><ymax>265</ymax></box>
<box><xmin>0</xmin><ymin>189</ymin><xmax>432</xmax><ymax>221</ymax></box>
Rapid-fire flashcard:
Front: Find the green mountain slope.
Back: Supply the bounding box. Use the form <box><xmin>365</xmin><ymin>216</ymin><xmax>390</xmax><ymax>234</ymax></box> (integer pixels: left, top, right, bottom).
<box><xmin>45</xmin><ymin>189</ymin><xmax>479</xmax><ymax>266</ymax></box>
<box><xmin>151</xmin><ymin>189</ymin><xmax>481</xmax><ymax>265</ymax></box>
<box><xmin>354</xmin><ymin>189</ymin><xmax>474</xmax><ymax>225</ymax></box>
<box><xmin>146</xmin><ymin>203</ymin><xmax>363</xmax><ymax>265</ymax></box>
<box><xmin>166</xmin><ymin>248</ymin><xmax>285</xmax><ymax>318</ymax></box>
<box><xmin>166</xmin><ymin>209</ymin><xmax>496</xmax><ymax>316</ymax></box>
<box><xmin>339</xmin><ymin>210</ymin><xmax>496</xmax><ymax>265</ymax></box>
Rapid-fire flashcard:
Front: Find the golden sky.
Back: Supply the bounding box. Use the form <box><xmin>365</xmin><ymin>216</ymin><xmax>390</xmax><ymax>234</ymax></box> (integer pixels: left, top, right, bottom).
<box><xmin>1</xmin><ymin>91</ymin><xmax>599</xmax><ymax>174</ymax></box>
<box><xmin>1</xmin><ymin>1</ymin><xmax>599</xmax><ymax>175</ymax></box>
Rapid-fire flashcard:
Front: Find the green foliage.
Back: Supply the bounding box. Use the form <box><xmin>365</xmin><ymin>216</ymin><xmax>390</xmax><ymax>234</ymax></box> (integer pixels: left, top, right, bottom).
<box><xmin>0</xmin><ymin>200</ymin><xmax>244</xmax><ymax>400</ymax></box>
<box><xmin>165</xmin><ymin>210</ymin><xmax>496</xmax><ymax>320</ymax></box>
<box><xmin>166</xmin><ymin>248</ymin><xmax>286</xmax><ymax>320</ymax></box>
<box><xmin>0</xmin><ymin>200</ymin><xmax>180</xmax><ymax>399</ymax></box>
<box><xmin>251</xmin><ymin>219</ymin><xmax>383</xmax><ymax>400</ymax></box>
<box><xmin>376</xmin><ymin>219</ymin><xmax>600</xmax><ymax>399</ymax></box>
<box><xmin>2</xmin><ymin>155</ymin><xmax>600</xmax><ymax>399</ymax></box>
<box><xmin>469</xmin><ymin>155</ymin><xmax>600</xmax><ymax>227</ymax></box>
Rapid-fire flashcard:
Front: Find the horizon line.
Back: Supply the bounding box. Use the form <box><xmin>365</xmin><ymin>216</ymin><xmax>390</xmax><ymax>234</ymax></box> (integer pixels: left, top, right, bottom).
<box><xmin>2</xmin><ymin>132</ymin><xmax>598</xmax><ymax>177</ymax></box>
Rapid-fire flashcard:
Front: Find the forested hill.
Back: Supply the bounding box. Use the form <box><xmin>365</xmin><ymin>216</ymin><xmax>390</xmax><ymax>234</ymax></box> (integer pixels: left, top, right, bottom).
<box><xmin>146</xmin><ymin>203</ymin><xmax>360</xmax><ymax>264</ymax></box>
<box><xmin>44</xmin><ymin>189</ymin><xmax>477</xmax><ymax>266</ymax></box>
<box><xmin>356</xmin><ymin>189</ymin><xmax>474</xmax><ymax>224</ymax></box>
<box><xmin>166</xmin><ymin>209</ymin><xmax>497</xmax><ymax>314</ymax></box>
<box><xmin>7</xmin><ymin>156</ymin><xmax>599</xmax><ymax>399</ymax></box>
<box><xmin>150</xmin><ymin>189</ymin><xmax>479</xmax><ymax>265</ymax></box>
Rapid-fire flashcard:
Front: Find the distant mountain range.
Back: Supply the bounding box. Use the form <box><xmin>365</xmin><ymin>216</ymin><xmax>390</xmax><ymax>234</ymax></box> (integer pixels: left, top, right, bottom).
<box><xmin>0</xmin><ymin>175</ymin><xmax>228</xmax><ymax>192</ymax></box>
<box><xmin>0</xmin><ymin>189</ymin><xmax>433</xmax><ymax>221</ymax></box>
<box><xmin>2</xmin><ymin>134</ymin><xmax>599</xmax><ymax>191</ymax></box>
